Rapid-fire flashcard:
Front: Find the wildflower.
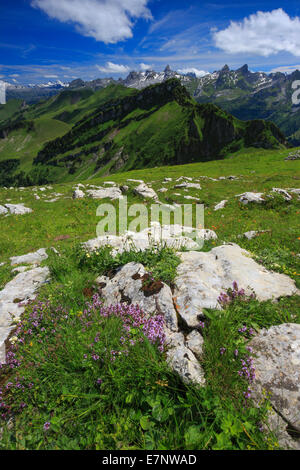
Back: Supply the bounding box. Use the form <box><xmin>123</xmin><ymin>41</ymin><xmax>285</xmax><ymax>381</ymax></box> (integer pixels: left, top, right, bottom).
<box><xmin>220</xmin><ymin>347</ymin><xmax>226</xmax><ymax>355</ymax></box>
<box><xmin>43</xmin><ymin>422</ymin><xmax>51</xmax><ymax>431</ymax></box>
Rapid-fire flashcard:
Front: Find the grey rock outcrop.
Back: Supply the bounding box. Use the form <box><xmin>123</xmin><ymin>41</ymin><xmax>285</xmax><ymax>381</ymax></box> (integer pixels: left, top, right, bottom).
<box><xmin>174</xmin><ymin>244</ymin><xmax>299</xmax><ymax>328</ymax></box>
<box><xmin>0</xmin><ymin>266</ymin><xmax>50</xmax><ymax>364</ymax></box>
<box><xmin>250</xmin><ymin>324</ymin><xmax>300</xmax><ymax>450</ymax></box>
<box><xmin>10</xmin><ymin>248</ymin><xmax>48</xmax><ymax>266</ymax></box>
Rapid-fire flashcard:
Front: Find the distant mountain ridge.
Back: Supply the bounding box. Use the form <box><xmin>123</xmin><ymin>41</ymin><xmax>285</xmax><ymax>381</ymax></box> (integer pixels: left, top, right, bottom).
<box><xmin>3</xmin><ymin>63</ymin><xmax>300</xmax><ymax>143</ymax></box>
<box><xmin>0</xmin><ymin>78</ymin><xmax>286</xmax><ymax>186</ymax></box>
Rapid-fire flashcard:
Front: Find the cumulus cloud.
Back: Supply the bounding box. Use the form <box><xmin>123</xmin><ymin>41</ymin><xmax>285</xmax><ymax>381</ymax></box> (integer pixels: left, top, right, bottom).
<box><xmin>31</xmin><ymin>0</ymin><xmax>152</xmax><ymax>44</ymax></box>
<box><xmin>96</xmin><ymin>62</ymin><xmax>130</xmax><ymax>74</ymax></box>
<box><xmin>140</xmin><ymin>62</ymin><xmax>152</xmax><ymax>71</ymax></box>
<box><xmin>213</xmin><ymin>9</ymin><xmax>300</xmax><ymax>57</ymax></box>
<box><xmin>178</xmin><ymin>67</ymin><xmax>209</xmax><ymax>78</ymax></box>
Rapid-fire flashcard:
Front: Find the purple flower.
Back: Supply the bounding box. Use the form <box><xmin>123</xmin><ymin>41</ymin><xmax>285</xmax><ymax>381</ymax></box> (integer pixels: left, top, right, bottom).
<box><xmin>43</xmin><ymin>422</ymin><xmax>51</xmax><ymax>431</ymax></box>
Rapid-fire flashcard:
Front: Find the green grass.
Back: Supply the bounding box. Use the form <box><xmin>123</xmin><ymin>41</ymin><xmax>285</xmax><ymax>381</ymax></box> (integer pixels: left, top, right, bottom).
<box><xmin>0</xmin><ymin>245</ymin><xmax>279</xmax><ymax>450</ymax></box>
<box><xmin>0</xmin><ymin>146</ymin><xmax>299</xmax><ymax>450</ymax></box>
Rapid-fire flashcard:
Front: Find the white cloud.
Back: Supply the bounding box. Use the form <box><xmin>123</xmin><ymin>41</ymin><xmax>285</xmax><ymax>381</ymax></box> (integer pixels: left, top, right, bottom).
<box><xmin>31</xmin><ymin>0</ymin><xmax>152</xmax><ymax>44</ymax></box>
<box><xmin>140</xmin><ymin>62</ymin><xmax>152</xmax><ymax>71</ymax></box>
<box><xmin>44</xmin><ymin>74</ymin><xmax>59</xmax><ymax>78</ymax></box>
<box><xmin>96</xmin><ymin>62</ymin><xmax>130</xmax><ymax>74</ymax></box>
<box><xmin>270</xmin><ymin>65</ymin><xmax>300</xmax><ymax>73</ymax></box>
<box><xmin>213</xmin><ymin>9</ymin><xmax>300</xmax><ymax>57</ymax></box>
<box><xmin>178</xmin><ymin>67</ymin><xmax>209</xmax><ymax>78</ymax></box>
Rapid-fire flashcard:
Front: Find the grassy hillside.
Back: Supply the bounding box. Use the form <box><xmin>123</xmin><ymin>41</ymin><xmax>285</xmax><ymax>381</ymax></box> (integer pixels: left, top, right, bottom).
<box><xmin>0</xmin><ymin>79</ymin><xmax>286</xmax><ymax>187</ymax></box>
<box><xmin>0</xmin><ymin>99</ymin><xmax>23</xmax><ymax>121</ymax></box>
<box><xmin>0</xmin><ymin>146</ymin><xmax>299</xmax><ymax>450</ymax></box>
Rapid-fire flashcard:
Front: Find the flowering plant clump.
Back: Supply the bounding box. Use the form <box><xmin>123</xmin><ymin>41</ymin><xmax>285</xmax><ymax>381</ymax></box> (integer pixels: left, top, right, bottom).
<box><xmin>0</xmin><ymin>294</ymin><xmax>166</xmax><ymax>425</ymax></box>
<box><xmin>217</xmin><ymin>281</ymin><xmax>256</xmax><ymax>306</ymax></box>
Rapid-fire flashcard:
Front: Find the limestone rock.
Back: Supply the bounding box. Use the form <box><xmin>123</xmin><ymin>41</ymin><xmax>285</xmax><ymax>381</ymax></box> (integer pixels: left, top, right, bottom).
<box><xmin>174</xmin><ymin>182</ymin><xmax>201</xmax><ymax>190</ymax></box>
<box><xmin>95</xmin><ymin>262</ymin><xmax>178</xmax><ymax>332</ymax></box>
<box><xmin>83</xmin><ymin>223</ymin><xmax>217</xmax><ymax>254</ymax></box>
<box><xmin>10</xmin><ymin>248</ymin><xmax>48</xmax><ymax>266</ymax></box>
<box><xmin>238</xmin><ymin>192</ymin><xmax>265</xmax><ymax>204</ymax></box>
<box><xmin>4</xmin><ymin>204</ymin><xmax>32</xmax><ymax>215</ymax></box>
<box><xmin>250</xmin><ymin>324</ymin><xmax>300</xmax><ymax>449</ymax></box>
<box><xmin>0</xmin><ymin>266</ymin><xmax>50</xmax><ymax>364</ymax></box>
<box><xmin>134</xmin><ymin>183</ymin><xmax>158</xmax><ymax>200</ymax></box>
<box><xmin>214</xmin><ymin>200</ymin><xmax>228</xmax><ymax>211</ymax></box>
<box><xmin>86</xmin><ymin>187</ymin><xmax>123</xmax><ymax>200</ymax></box>
<box><xmin>186</xmin><ymin>330</ymin><xmax>204</xmax><ymax>359</ymax></box>
<box><xmin>73</xmin><ymin>189</ymin><xmax>85</xmax><ymax>199</ymax></box>
<box><xmin>272</xmin><ymin>188</ymin><xmax>292</xmax><ymax>201</ymax></box>
<box><xmin>166</xmin><ymin>345</ymin><xmax>205</xmax><ymax>386</ymax></box>
<box><xmin>0</xmin><ymin>205</ymin><xmax>8</xmax><ymax>215</ymax></box>
<box><xmin>174</xmin><ymin>244</ymin><xmax>299</xmax><ymax>328</ymax></box>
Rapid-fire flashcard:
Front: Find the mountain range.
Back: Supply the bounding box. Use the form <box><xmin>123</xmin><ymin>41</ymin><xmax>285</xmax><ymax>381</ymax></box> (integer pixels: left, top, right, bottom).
<box><xmin>2</xmin><ymin>64</ymin><xmax>300</xmax><ymax>144</ymax></box>
<box><xmin>0</xmin><ymin>78</ymin><xmax>286</xmax><ymax>187</ymax></box>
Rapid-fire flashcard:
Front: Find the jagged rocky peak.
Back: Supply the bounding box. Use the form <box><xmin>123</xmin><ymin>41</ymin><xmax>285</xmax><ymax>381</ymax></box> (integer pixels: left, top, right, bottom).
<box><xmin>237</xmin><ymin>64</ymin><xmax>249</xmax><ymax>75</ymax></box>
<box><xmin>221</xmin><ymin>64</ymin><xmax>230</xmax><ymax>73</ymax></box>
<box><xmin>68</xmin><ymin>78</ymin><xmax>86</xmax><ymax>89</ymax></box>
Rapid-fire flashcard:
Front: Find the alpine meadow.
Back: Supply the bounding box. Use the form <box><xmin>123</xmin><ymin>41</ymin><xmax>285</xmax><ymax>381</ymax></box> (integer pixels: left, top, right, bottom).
<box><xmin>0</xmin><ymin>0</ymin><xmax>299</xmax><ymax>454</ymax></box>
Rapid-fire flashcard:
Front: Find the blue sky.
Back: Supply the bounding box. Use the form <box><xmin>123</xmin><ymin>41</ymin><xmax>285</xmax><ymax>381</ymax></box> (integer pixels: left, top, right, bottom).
<box><xmin>2</xmin><ymin>0</ymin><xmax>300</xmax><ymax>84</ymax></box>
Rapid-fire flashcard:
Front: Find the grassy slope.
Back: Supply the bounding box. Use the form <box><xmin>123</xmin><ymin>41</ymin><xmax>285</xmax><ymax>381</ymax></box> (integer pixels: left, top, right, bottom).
<box><xmin>0</xmin><ymin>146</ymin><xmax>299</xmax><ymax>281</ymax></box>
<box><xmin>0</xmin><ymin>85</ymin><xmax>135</xmax><ymax>174</ymax></box>
<box><xmin>0</xmin><ymin>145</ymin><xmax>299</xmax><ymax>450</ymax></box>
<box><xmin>0</xmin><ymin>99</ymin><xmax>23</xmax><ymax>121</ymax></box>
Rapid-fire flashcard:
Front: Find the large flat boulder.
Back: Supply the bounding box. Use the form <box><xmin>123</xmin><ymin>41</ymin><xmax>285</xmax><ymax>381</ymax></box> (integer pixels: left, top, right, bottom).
<box><xmin>83</xmin><ymin>223</ymin><xmax>217</xmax><ymax>254</ymax></box>
<box><xmin>174</xmin><ymin>244</ymin><xmax>299</xmax><ymax>327</ymax></box>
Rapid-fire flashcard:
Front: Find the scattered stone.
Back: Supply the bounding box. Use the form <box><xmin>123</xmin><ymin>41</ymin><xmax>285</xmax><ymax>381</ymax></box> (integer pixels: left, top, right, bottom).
<box><xmin>120</xmin><ymin>185</ymin><xmax>129</xmax><ymax>193</ymax></box>
<box><xmin>184</xmin><ymin>196</ymin><xmax>199</xmax><ymax>201</ymax></box>
<box><xmin>10</xmin><ymin>248</ymin><xmax>48</xmax><ymax>266</ymax></box>
<box><xmin>0</xmin><ymin>205</ymin><xmax>8</xmax><ymax>215</ymax></box>
<box><xmin>134</xmin><ymin>183</ymin><xmax>158</xmax><ymax>200</ymax></box>
<box><xmin>237</xmin><ymin>192</ymin><xmax>265</xmax><ymax>204</ymax></box>
<box><xmin>127</xmin><ymin>179</ymin><xmax>144</xmax><ymax>183</ymax></box>
<box><xmin>285</xmin><ymin>151</ymin><xmax>300</xmax><ymax>161</ymax></box>
<box><xmin>272</xmin><ymin>188</ymin><xmax>292</xmax><ymax>201</ymax></box>
<box><xmin>174</xmin><ymin>182</ymin><xmax>201</xmax><ymax>190</ymax></box>
<box><xmin>73</xmin><ymin>189</ymin><xmax>85</xmax><ymax>199</ymax></box>
<box><xmin>158</xmin><ymin>188</ymin><xmax>168</xmax><ymax>193</ymax></box>
<box><xmin>86</xmin><ymin>187</ymin><xmax>123</xmax><ymax>200</ymax></box>
<box><xmin>4</xmin><ymin>204</ymin><xmax>32</xmax><ymax>215</ymax></box>
<box><xmin>45</xmin><ymin>198</ymin><xmax>59</xmax><ymax>203</ymax></box>
<box><xmin>288</xmin><ymin>188</ymin><xmax>300</xmax><ymax>195</ymax></box>
<box><xmin>250</xmin><ymin>324</ymin><xmax>300</xmax><ymax>450</ymax></box>
<box><xmin>243</xmin><ymin>230</ymin><xmax>270</xmax><ymax>240</ymax></box>
<box><xmin>214</xmin><ymin>200</ymin><xmax>228</xmax><ymax>211</ymax></box>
